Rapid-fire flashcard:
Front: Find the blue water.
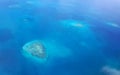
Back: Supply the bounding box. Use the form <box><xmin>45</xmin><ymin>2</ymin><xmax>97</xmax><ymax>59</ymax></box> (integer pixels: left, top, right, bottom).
<box><xmin>0</xmin><ymin>0</ymin><xmax>120</xmax><ymax>75</ymax></box>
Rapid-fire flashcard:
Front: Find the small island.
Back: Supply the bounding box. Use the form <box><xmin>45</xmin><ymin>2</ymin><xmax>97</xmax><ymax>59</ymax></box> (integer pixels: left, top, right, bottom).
<box><xmin>22</xmin><ymin>40</ymin><xmax>46</xmax><ymax>60</ymax></box>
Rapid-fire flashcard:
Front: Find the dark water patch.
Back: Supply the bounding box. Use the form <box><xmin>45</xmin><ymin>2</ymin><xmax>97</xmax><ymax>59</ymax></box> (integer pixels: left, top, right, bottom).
<box><xmin>44</xmin><ymin>52</ymin><xmax>106</xmax><ymax>75</ymax></box>
<box><xmin>102</xmin><ymin>45</ymin><xmax>120</xmax><ymax>61</ymax></box>
<box><xmin>0</xmin><ymin>28</ymin><xmax>14</xmax><ymax>43</ymax></box>
<box><xmin>90</xmin><ymin>23</ymin><xmax>120</xmax><ymax>61</ymax></box>
<box><xmin>0</xmin><ymin>48</ymin><xmax>22</xmax><ymax>75</ymax></box>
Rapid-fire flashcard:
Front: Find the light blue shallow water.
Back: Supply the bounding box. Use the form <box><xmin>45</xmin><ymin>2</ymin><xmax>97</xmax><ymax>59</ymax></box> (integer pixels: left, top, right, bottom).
<box><xmin>0</xmin><ymin>0</ymin><xmax>120</xmax><ymax>75</ymax></box>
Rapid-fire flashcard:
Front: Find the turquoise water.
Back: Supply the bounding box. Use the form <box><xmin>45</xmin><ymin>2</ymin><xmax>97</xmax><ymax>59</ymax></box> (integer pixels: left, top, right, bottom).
<box><xmin>0</xmin><ymin>0</ymin><xmax>120</xmax><ymax>75</ymax></box>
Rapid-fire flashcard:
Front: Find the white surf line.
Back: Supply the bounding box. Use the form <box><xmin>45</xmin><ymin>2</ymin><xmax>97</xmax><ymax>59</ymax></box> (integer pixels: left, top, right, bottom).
<box><xmin>106</xmin><ymin>22</ymin><xmax>120</xmax><ymax>28</ymax></box>
<box><xmin>60</xmin><ymin>20</ymin><xmax>86</xmax><ymax>28</ymax></box>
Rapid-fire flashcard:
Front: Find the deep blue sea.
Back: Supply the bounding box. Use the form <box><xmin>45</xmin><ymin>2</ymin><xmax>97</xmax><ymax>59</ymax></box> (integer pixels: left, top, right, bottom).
<box><xmin>0</xmin><ymin>0</ymin><xmax>120</xmax><ymax>75</ymax></box>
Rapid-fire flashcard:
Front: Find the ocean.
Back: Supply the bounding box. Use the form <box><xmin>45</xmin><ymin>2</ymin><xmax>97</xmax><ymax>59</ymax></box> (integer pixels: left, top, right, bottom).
<box><xmin>0</xmin><ymin>0</ymin><xmax>120</xmax><ymax>75</ymax></box>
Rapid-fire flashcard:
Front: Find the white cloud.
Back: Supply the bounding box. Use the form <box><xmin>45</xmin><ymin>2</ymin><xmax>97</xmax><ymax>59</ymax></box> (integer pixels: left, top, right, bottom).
<box><xmin>102</xmin><ymin>66</ymin><xmax>120</xmax><ymax>75</ymax></box>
